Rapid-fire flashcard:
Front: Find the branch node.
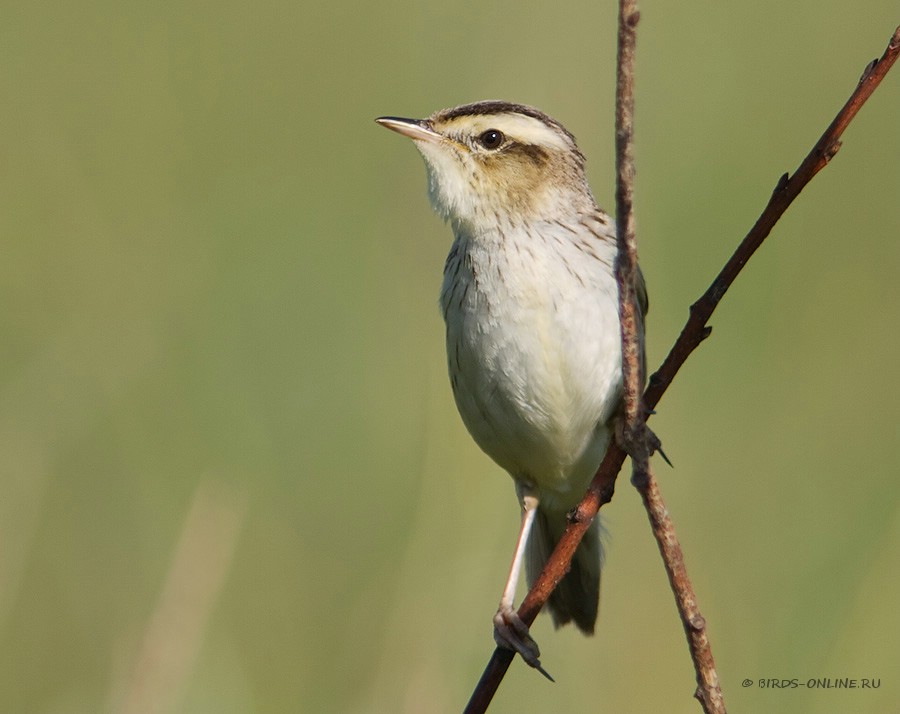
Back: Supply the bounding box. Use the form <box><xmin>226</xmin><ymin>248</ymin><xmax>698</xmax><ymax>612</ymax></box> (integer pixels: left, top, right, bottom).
<box><xmin>823</xmin><ymin>140</ymin><xmax>842</xmax><ymax>162</ymax></box>
<box><xmin>570</xmin><ymin>501</ymin><xmax>594</xmax><ymax>524</ymax></box>
<box><xmin>860</xmin><ymin>58</ymin><xmax>879</xmax><ymax>83</ymax></box>
<box><xmin>700</xmin><ymin>326</ymin><xmax>713</xmax><ymax>342</ymax></box>
<box><xmin>689</xmin><ymin>613</ymin><xmax>707</xmax><ymax>632</ymax></box>
<box><xmin>774</xmin><ymin>172</ymin><xmax>790</xmax><ymax>194</ymax></box>
<box><xmin>630</xmin><ymin>466</ymin><xmax>650</xmax><ymax>489</ymax></box>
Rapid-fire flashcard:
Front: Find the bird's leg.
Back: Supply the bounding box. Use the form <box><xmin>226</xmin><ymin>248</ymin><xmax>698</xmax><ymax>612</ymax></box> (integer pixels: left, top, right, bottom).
<box><xmin>493</xmin><ymin>483</ymin><xmax>553</xmax><ymax>680</ymax></box>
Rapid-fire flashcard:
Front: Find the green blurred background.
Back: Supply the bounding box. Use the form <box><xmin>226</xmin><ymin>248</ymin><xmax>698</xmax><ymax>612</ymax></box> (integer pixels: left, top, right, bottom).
<box><xmin>2</xmin><ymin>1</ymin><xmax>899</xmax><ymax>712</ymax></box>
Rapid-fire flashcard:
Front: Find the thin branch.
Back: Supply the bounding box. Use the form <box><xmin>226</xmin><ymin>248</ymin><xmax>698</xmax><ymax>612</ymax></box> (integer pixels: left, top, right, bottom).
<box><xmin>645</xmin><ymin>25</ymin><xmax>900</xmax><ymax>411</ymax></box>
<box><xmin>612</xmin><ymin>3</ymin><xmax>724</xmax><ymax>711</ymax></box>
<box><xmin>636</xmin><ymin>465</ymin><xmax>725</xmax><ymax>712</ymax></box>
<box><xmin>614</xmin><ymin>0</ymin><xmax>645</xmax><ymax>450</ymax></box>
<box><xmin>612</xmin><ymin>1</ymin><xmax>725</xmax><ymax>711</ymax></box>
<box><xmin>463</xmin><ymin>24</ymin><xmax>899</xmax><ymax>713</ymax></box>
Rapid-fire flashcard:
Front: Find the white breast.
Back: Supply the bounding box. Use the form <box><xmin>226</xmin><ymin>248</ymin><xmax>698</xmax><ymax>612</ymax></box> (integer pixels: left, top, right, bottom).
<box><xmin>441</xmin><ymin>216</ymin><xmax>623</xmax><ymax>510</ymax></box>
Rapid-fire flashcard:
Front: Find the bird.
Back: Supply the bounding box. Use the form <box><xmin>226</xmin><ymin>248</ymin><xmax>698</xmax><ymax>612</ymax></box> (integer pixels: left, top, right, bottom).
<box><xmin>376</xmin><ymin>100</ymin><xmax>647</xmax><ymax>676</ymax></box>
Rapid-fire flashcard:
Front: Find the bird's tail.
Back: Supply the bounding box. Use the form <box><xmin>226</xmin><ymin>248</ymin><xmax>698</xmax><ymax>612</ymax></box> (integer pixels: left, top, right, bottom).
<box><xmin>525</xmin><ymin>507</ymin><xmax>603</xmax><ymax>634</ymax></box>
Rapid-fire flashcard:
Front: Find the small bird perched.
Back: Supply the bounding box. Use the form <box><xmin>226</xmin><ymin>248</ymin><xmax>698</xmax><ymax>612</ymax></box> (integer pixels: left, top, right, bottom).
<box><xmin>376</xmin><ymin>101</ymin><xmax>647</xmax><ymax>676</ymax></box>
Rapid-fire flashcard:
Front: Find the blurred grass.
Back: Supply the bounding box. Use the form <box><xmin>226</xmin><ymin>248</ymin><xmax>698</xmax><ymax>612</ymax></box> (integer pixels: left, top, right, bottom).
<box><xmin>1</xmin><ymin>1</ymin><xmax>899</xmax><ymax>712</ymax></box>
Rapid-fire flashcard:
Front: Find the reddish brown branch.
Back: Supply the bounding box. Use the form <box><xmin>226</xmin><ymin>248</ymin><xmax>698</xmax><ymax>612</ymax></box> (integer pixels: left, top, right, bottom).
<box><xmin>640</xmin><ymin>471</ymin><xmax>725</xmax><ymax>711</ymax></box>
<box><xmin>645</xmin><ymin>24</ymin><xmax>900</xmax><ymax>411</ymax></box>
<box><xmin>636</xmin><ymin>465</ymin><xmax>725</xmax><ymax>712</ymax></box>
<box><xmin>612</xmin><ymin>2</ymin><xmax>724</xmax><ymax>710</ymax></box>
<box><xmin>608</xmin><ymin>0</ymin><xmax>725</xmax><ymax>708</ymax></box>
<box><xmin>614</xmin><ymin>0</ymin><xmax>645</xmax><ymax>444</ymax></box>
<box><xmin>463</xmin><ymin>24</ymin><xmax>899</xmax><ymax>714</ymax></box>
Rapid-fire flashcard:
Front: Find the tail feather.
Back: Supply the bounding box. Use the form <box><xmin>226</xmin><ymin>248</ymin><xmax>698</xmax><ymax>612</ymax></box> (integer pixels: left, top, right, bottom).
<box><xmin>525</xmin><ymin>508</ymin><xmax>603</xmax><ymax>634</ymax></box>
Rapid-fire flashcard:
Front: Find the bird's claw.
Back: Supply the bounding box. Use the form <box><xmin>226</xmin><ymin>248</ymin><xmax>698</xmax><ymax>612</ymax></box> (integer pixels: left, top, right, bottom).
<box><xmin>614</xmin><ymin>418</ymin><xmax>672</xmax><ymax>467</ymax></box>
<box><xmin>493</xmin><ymin>606</ymin><xmax>554</xmax><ymax>681</ymax></box>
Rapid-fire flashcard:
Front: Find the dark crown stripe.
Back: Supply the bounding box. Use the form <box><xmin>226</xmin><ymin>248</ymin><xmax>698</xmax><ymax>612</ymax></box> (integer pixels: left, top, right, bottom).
<box><xmin>434</xmin><ymin>100</ymin><xmax>578</xmax><ymax>146</ymax></box>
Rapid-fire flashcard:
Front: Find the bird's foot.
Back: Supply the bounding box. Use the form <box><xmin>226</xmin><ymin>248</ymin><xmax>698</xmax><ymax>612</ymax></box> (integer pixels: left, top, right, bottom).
<box><xmin>614</xmin><ymin>418</ymin><xmax>672</xmax><ymax>467</ymax></box>
<box><xmin>493</xmin><ymin>605</ymin><xmax>554</xmax><ymax>681</ymax></box>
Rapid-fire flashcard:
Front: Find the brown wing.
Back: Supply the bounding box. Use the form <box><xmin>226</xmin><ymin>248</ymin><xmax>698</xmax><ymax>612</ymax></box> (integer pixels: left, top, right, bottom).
<box><xmin>635</xmin><ymin>264</ymin><xmax>649</xmax><ymax>319</ymax></box>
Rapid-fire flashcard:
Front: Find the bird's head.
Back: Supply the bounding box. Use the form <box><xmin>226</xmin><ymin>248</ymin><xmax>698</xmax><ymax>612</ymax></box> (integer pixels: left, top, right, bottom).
<box><xmin>377</xmin><ymin>100</ymin><xmax>594</xmax><ymax>231</ymax></box>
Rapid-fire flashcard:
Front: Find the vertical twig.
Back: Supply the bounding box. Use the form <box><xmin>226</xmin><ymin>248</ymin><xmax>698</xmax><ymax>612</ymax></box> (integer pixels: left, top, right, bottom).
<box><xmin>637</xmin><ymin>474</ymin><xmax>725</xmax><ymax>711</ymax></box>
<box><xmin>613</xmin><ymin>4</ymin><xmax>726</xmax><ymax>712</ymax></box>
<box><xmin>614</xmin><ymin>0</ymin><xmax>645</xmax><ymax>455</ymax></box>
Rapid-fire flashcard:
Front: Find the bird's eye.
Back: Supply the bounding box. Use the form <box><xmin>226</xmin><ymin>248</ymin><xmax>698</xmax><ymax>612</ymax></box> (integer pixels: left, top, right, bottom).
<box><xmin>478</xmin><ymin>129</ymin><xmax>505</xmax><ymax>150</ymax></box>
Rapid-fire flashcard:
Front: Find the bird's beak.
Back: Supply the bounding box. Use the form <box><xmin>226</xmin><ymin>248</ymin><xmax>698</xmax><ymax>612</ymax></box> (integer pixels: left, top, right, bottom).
<box><xmin>375</xmin><ymin>116</ymin><xmax>442</xmax><ymax>144</ymax></box>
